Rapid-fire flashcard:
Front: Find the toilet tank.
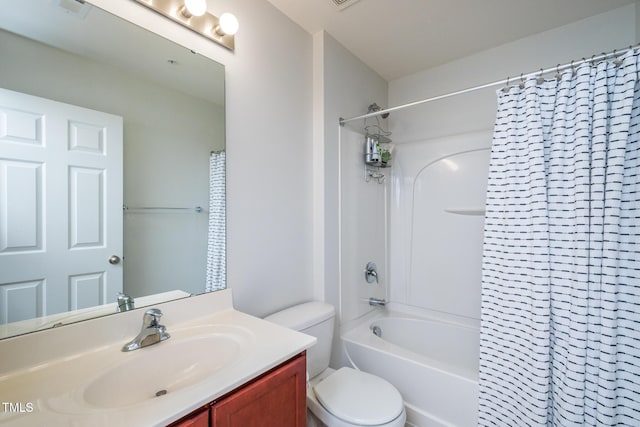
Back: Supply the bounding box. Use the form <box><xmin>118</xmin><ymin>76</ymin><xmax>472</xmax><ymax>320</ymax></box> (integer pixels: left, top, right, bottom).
<box><xmin>264</xmin><ymin>302</ymin><xmax>335</xmax><ymax>378</ymax></box>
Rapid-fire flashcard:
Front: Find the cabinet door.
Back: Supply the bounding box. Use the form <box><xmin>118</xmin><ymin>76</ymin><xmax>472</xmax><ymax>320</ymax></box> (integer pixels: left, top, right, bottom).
<box><xmin>169</xmin><ymin>407</ymin><xmax>209</xmax><ymax>427</ymax></box>
<box><xmin>211</xmin><ymin>353</ymin><xmax>306</xmax><ymax>427</ymax></box>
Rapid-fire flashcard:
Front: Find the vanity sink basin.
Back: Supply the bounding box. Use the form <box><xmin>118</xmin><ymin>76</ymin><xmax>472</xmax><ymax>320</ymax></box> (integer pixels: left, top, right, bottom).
<box><xmin>82</xmin><ymin>324</ymin><xmax>253</xmax><ymax>409</ymax></box>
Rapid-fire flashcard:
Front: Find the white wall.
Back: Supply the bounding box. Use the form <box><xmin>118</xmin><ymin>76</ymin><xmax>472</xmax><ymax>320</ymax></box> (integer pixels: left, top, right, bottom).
<box><xmin>89</xmin><ymin>0</ymin><xmax>315</xmax><ymax>317</ymax></box>
<box><xmin>387</xmin><ymin>4</ymin><xmax>638</xmax><ymax>321</ymax></box>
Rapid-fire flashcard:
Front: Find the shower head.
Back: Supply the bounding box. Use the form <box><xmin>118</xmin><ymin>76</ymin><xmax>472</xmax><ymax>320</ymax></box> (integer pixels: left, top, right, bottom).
<box><xmin>368</xmin><ymin>102</ymin><xmax>389</xmax><ymax>119</ymax></box>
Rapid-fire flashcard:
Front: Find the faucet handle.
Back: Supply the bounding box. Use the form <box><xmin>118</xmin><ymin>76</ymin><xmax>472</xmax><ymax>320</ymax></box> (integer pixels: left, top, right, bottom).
<box><xmin>365</xmin><ymin>262</ymin><xmax>379</xmax><ymax>284</ymax></box>
<box><xmin>143</xmin><ymin>308</ymin><xmax>163</xmax><ymax>328</ymax></box>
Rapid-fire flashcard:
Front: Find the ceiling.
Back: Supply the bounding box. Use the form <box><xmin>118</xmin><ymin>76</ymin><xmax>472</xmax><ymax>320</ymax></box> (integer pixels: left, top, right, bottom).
<box><xmin>0</xmin><ymin>0</ymin><xmax>225</xmax><ymax>106</ymax></box>
<box><xmin>267</xmin><ymin>0</ymin><xmax>638</xmax><ymax>81</ymax></box>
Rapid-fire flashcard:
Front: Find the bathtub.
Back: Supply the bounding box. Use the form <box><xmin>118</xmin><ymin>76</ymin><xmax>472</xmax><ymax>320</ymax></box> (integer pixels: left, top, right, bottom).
<box><xmin>341</xmin><ymin>312</ymin><xmax>479</xmax><ymax>427</ymax></box>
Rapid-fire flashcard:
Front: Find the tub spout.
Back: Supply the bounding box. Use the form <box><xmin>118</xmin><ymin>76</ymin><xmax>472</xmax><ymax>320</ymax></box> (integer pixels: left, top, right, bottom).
<box><xmin>369</xmin><ymin>297</ymin><xmax>386</xmax><ymax>308</ymax></box>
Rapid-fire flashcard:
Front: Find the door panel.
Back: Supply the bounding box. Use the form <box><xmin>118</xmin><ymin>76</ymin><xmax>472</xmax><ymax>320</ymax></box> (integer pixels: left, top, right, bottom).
<box><xmin>0</xmin><ymin>88</ymin><xmax>123</xmax><ymax>323</ymax></box>
<box><xmin>69</xmin><ymin>272</ymin><xmax>106</xmax><ymax>310</ymax></box>
<box><xmin>0</xmin><ymin>279</ymin><xmax>45</xmax><ymax>323</ymax></box>
<box><xmin>69</xmin><ymin>166</ymin><xmax>105</xmax><ymax>248</ymax></box>
<box><xmin>0</xmin><ymin>159</ymin><xmax>43</xmax><ymax>252</ymax></box>
<box><xmin>0</xmin><ymin>108</ymin><xmax>44</xmax><ymax>146</ymax></box>
<box><xmin>68</xmin><ymin>120</ymin><xmax>106</xmax><ymax>154</ymax></box>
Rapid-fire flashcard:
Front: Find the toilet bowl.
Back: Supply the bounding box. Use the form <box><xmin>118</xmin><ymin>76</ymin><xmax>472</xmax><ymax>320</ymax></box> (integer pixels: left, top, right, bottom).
<box><xmin>265</xmin><ymin>302</ymin><xmax>406</xmax><ymax>427</ymax></box>
<box><xmin>307</xmin><ymin>367</ymin><xmax>406</xmax><ymax>427</ymax></box>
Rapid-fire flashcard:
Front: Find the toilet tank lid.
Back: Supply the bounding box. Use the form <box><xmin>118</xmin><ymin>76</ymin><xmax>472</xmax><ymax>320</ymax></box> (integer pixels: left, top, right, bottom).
<box><xmin>265</xmin><ymin>301</ymin><xmax>335</xmax><ymax>331</ymax></box>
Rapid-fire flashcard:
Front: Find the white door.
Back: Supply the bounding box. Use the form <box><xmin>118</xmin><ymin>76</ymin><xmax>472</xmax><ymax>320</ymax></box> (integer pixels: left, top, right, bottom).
<box><xmin>0</xmin><ymin>88</ymin><xmax>123</xmax><ymax>324</ymax></box>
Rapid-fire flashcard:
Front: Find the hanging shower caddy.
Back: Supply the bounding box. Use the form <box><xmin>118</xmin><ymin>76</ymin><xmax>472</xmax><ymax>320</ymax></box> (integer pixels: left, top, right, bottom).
<box><xmin>364</xmin><ymin>124</ymin><xmax>392</xmax><ymax>184</ymax></box>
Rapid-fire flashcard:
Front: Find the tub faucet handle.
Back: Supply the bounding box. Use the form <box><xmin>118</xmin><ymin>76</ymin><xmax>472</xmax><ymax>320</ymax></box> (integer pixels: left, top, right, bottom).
<box><xmin>365</xmin><ymin>262</ymin><xmax>378</xmax><ymax>283</ymax></box>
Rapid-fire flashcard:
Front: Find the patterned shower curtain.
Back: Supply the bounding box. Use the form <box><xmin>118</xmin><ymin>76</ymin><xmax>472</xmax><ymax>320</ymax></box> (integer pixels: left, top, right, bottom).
<box><xmin>478</xmin><ymin>48</ymin><xmax>640</xmax><ymax>426</ymax></box>
<box><xmin>206</xmin><ymin>151</ymin><xmax>226</xmax><ymax>292</ymax></box>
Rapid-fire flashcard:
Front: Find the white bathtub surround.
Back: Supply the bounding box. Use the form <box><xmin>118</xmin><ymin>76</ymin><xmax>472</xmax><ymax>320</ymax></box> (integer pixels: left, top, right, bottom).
<box><xmin>339</xmin><ymin>127</ymin><xmax>389</xmax><ymax>323</ymax></box>
<box><xmin>337</xmin><ymin>124</ymin><xmax>488</xmax><ymax>427</ymax></box>
<box><xmin>0</xmin><ymin>290</ymin><xmax>315</xmax><ymax>426</ymax></box>
<box><xmin>388</xmin><ymin>130</ymin><xmax>492</xmax><ymax>320</ymax></box>
<box><xmin>342</xmin><ymin>309</ymin><xmax>479</xmax><ymax>427</ymax></box>
<box><xmin>206</xmin><ymin>150</ymin><xmax>227</xmax><ymax>292</ymax></box>
<box><xmin>479</xmin><ymin>48</ymin><xmax>640</xmax><ymax>425</ymax></box>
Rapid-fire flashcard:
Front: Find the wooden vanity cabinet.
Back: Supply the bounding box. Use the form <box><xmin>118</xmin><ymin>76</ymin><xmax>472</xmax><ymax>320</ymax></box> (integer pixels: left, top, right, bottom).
<box><xmin>168</xmin><ymin>352</ymin><xmax>306</xmax><ymax>427</ymax></box>
<box><xmin>171</xmin><ymin>407</ymin><xmax>209</xmax><ymax>427</ymax></box>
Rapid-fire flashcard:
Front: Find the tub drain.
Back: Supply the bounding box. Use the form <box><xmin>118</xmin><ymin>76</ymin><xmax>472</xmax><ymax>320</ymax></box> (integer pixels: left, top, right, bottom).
<box><xmin>155</xmin><ymin>389</ymin><xmax>168</xmax><ymax>397</ymax></box>
<box><xmin>371</xmin><ymin>325</ymin><xmax>382</xmax><ymax>337</ymax></box>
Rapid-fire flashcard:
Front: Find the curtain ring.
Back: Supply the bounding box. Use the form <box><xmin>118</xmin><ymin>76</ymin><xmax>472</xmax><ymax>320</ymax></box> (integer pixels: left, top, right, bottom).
<box><xmin>555</xmin><ymin>64</ymin><xmax>562</xmax><ymax>80</ymax></box>
<box><xmin>613</xmin><ymin>49</ymin><xmax>624</xmax><ymax>67</ymax></box>
<box><xmin>536</xmin><ymin>68</ymin><xmax>544</xmax><ymax>84</ymax></box>
<box><xmin>502</xmin><ymin>76</ymin><xmax>511</xmax><ymax>93</ymax></box>
<box><xmin>519</xmin><ymin>73</ymin><xmax>525</xmax><ymax>89</ymax></box>
<box><xmin>570</xmin><ymin>60</ymin><xmax>575</xmax><ymax>75</ymax></box>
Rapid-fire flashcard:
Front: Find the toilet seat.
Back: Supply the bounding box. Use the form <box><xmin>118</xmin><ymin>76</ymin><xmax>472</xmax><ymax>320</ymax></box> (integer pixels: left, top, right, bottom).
<box><xmin>313</xmin><ymin>367</ymin><xmax>404</xmax><ymax>426</ymax></box>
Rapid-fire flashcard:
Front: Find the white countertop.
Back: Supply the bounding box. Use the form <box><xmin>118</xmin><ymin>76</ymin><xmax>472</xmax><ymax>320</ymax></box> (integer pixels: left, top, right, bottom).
<box><xmin>0</xmin><ymin>290</ymin><xmax>316</xmax><ymax>427</ymax></box>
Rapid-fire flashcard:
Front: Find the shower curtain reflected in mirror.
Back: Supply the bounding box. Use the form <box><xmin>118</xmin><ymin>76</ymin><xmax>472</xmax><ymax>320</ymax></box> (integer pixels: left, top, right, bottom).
<box><xmin>479</xmin><ymin>48</ymin><xmax>640</xmax><ymax>426</ymax></box>
<box><xmin>206</xmin><ymin>151</ymin><xmax>226</xmax><ymax>292</ymax></box>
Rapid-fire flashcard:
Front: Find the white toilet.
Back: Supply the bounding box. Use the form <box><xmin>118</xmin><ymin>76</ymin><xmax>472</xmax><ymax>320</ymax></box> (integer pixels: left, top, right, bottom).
<box><xmin>265</xmin><ymin>302</ymin><xmax>406</xmax><ymax>427</ymax></box>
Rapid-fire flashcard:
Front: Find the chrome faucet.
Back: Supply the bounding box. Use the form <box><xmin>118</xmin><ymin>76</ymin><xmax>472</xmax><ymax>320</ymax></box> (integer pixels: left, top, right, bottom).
<box><xmin>122</xmin><ymin>308</ymin><xmax>170</xmax><ymax>352</ymax></box>
<box><xmin>116</xmin><ymin>292</ymin><xmax>135</xmax><ymax>312</ymax></box>
<box><xmin>369</xmin><ymin>297</ymin><xmax>386</xmax><ymax>308</ymax></box>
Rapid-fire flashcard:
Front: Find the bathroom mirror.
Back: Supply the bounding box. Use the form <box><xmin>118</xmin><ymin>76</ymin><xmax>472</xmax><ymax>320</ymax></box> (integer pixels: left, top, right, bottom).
<box><xmin>0</xmin><ymin>0</ymin><xmax>225</xmax><ymax>339</ymax></box>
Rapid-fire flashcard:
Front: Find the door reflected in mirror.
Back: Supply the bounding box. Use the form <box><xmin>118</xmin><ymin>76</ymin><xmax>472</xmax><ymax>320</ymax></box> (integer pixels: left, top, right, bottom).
<box><xmin>0</xmin><ymin>0</ymin><xmax>225</xmax><ymax>339</ymax></box>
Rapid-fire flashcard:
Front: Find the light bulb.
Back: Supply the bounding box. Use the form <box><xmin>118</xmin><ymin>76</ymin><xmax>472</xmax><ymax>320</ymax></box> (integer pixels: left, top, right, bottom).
<box><xmin>183</xmin><ymin>0</ymin><xmax>207</xmax><ymax>17</ymax></box>
<box><xmin>217</xmin><ymin>13</ymin><xmax>239</xmax><ymax>36</ymax></box>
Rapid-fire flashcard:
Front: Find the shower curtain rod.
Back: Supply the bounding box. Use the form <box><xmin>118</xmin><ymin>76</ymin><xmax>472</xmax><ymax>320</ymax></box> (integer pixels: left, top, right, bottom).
<box><xmin>339</xmin><ymin>44</ymin><xmax>637</xmax><ymax>126</ymax></box>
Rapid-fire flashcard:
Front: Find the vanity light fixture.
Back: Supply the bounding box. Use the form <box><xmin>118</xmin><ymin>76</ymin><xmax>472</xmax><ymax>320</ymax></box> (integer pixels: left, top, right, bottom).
<box><xmin>133</xmin><ymin>0</ymin><xmax>238</xmax><ymax>51</ymax></box>
<box><xmin>215</xmin><ymin>12</ymin><xmax>239</xmax><ymax>36</ymax></box>
<box><xmin>182</xmin><ymin>0</ymin><xmax>207</xmax><ymax>17</ymax></box>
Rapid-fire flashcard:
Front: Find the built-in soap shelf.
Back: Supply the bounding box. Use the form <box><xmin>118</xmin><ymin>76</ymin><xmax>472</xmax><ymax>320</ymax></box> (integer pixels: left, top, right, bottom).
<box><xmin>444</xmin><ymin>208</ymin><xmax>486</xmax><ymax>216</ymax></box>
